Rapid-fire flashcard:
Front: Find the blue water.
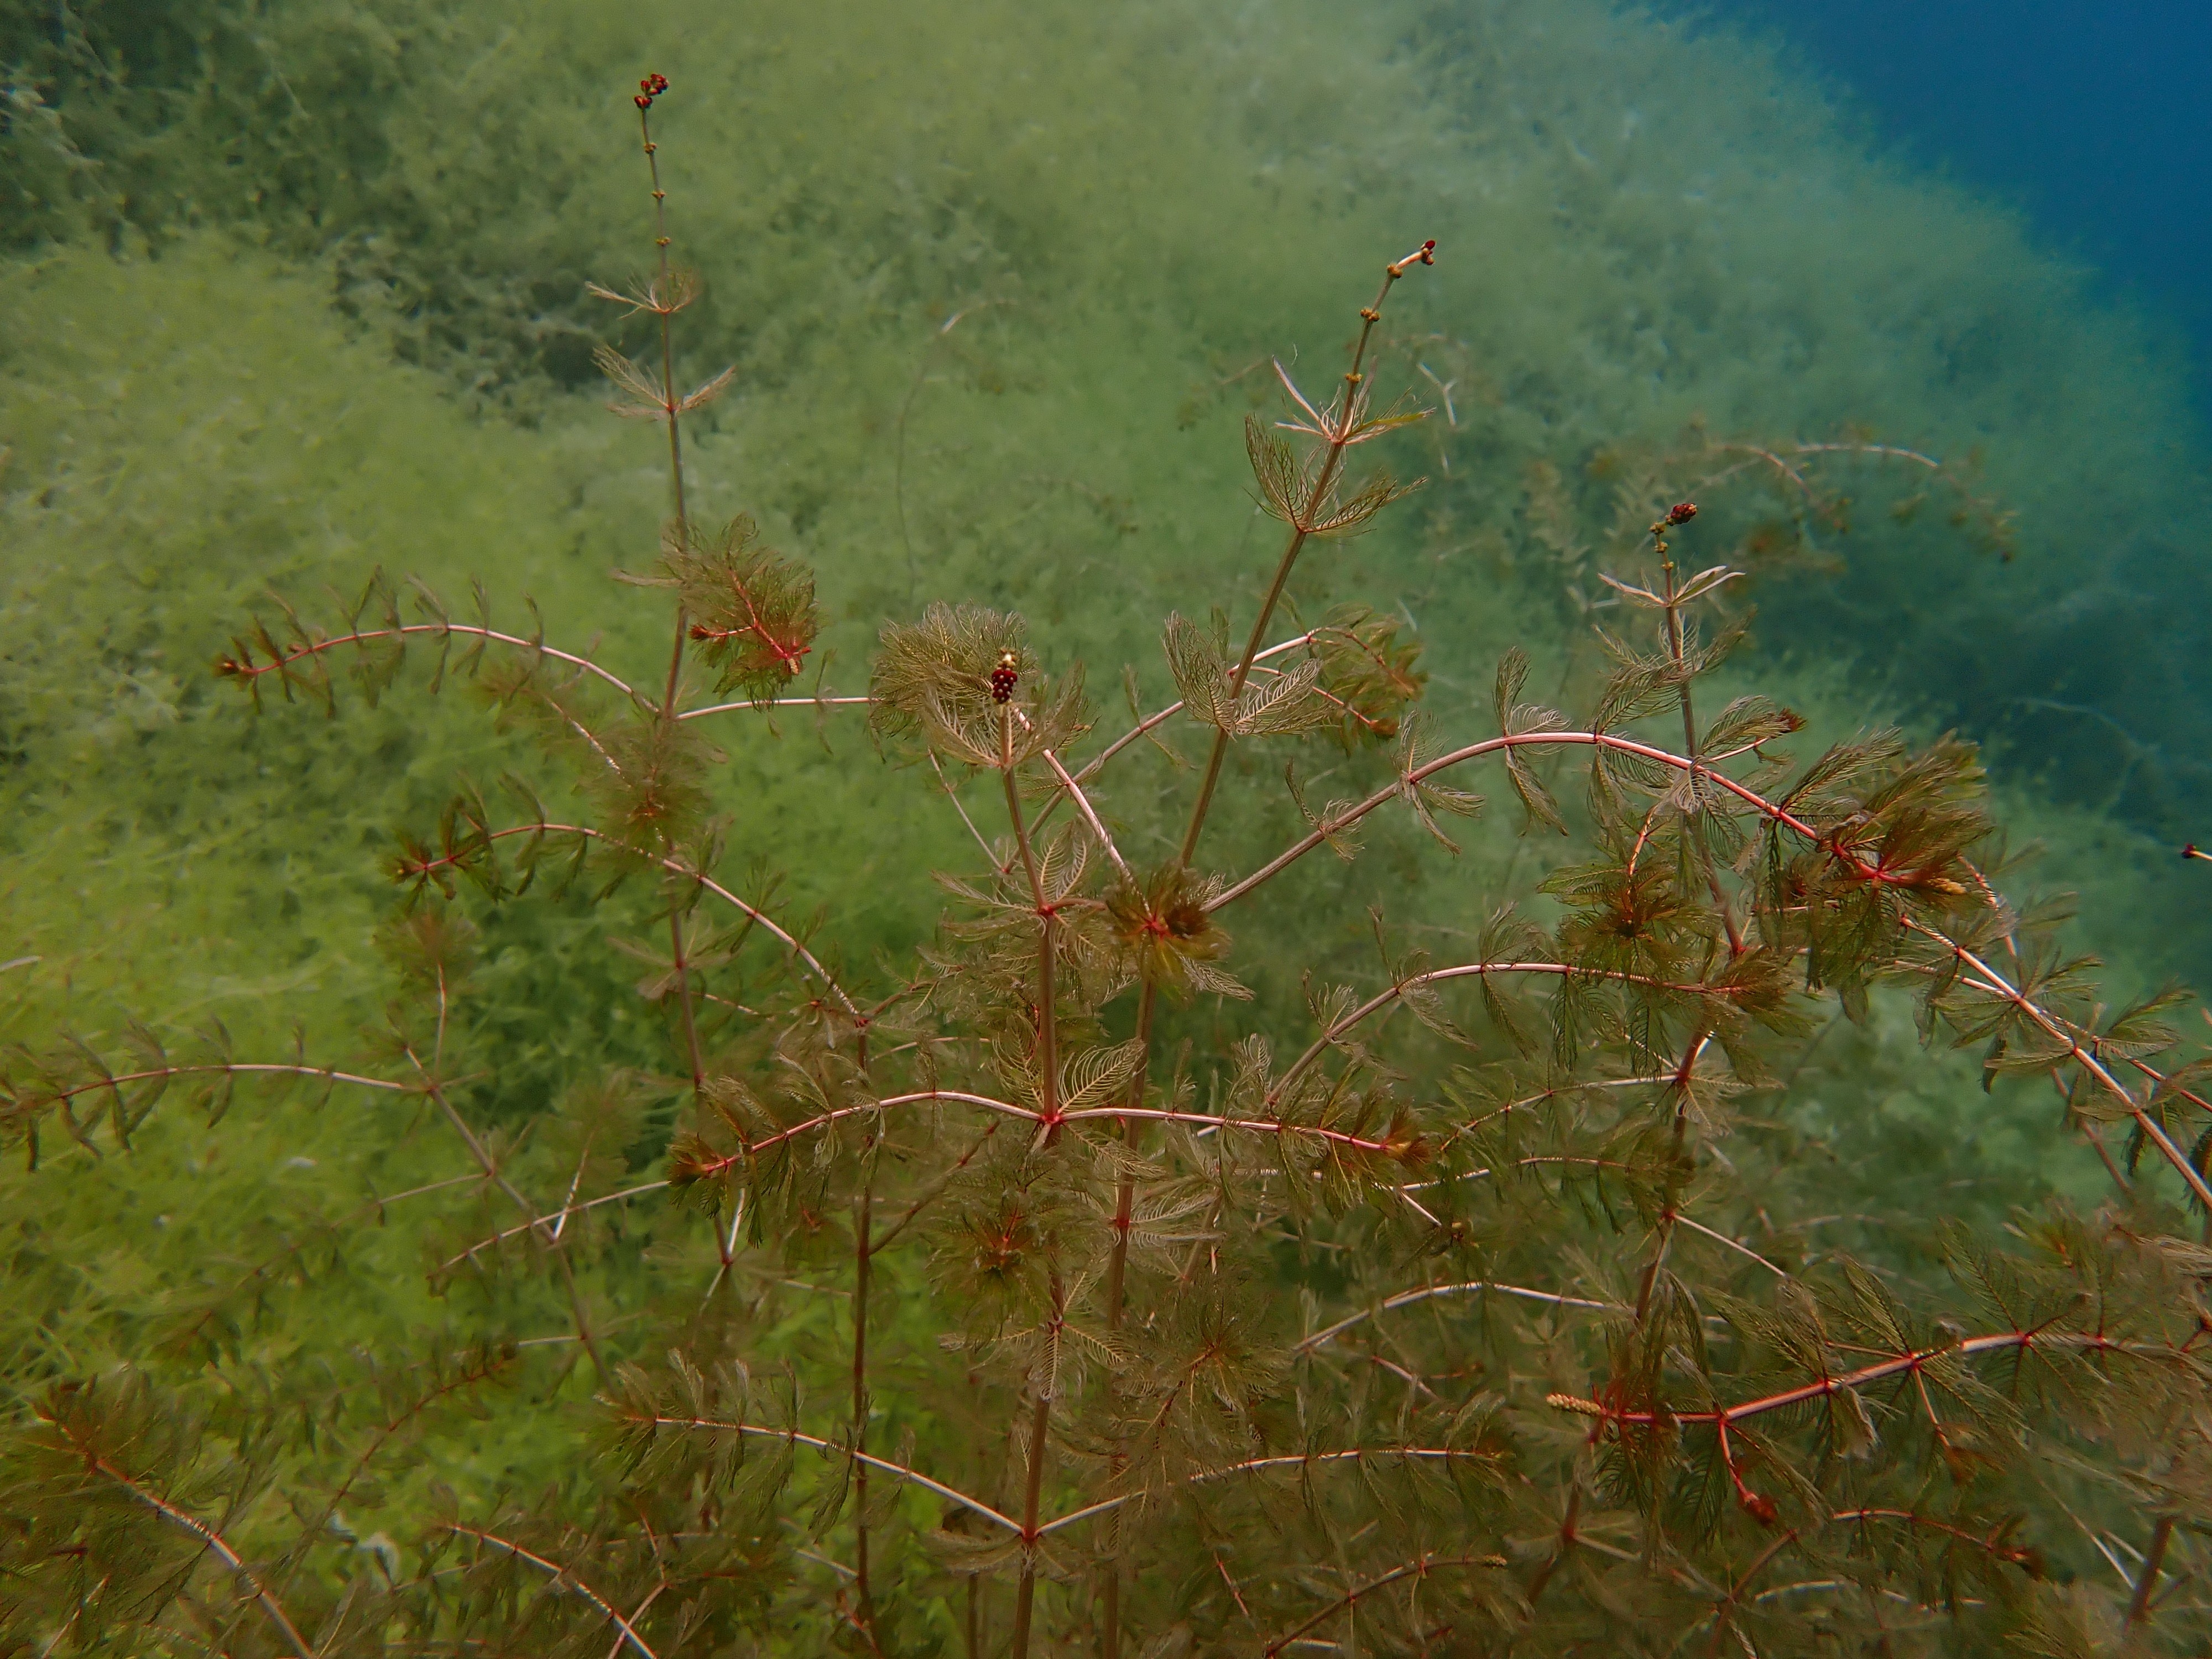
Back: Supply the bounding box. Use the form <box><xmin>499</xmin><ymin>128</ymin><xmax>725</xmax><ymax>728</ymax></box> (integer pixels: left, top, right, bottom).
<box><xmin>1712</xmin><ymin>0</ymin><xmax>2212</xmax><ymax>417</ymax></box>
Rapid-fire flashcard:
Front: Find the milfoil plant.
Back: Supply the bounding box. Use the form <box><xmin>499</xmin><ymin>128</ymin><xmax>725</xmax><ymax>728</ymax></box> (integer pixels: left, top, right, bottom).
<box><xmin>6</xmin><ymin>77</ymin><xmax>2210</xmax><ymax>1659</ymax></box>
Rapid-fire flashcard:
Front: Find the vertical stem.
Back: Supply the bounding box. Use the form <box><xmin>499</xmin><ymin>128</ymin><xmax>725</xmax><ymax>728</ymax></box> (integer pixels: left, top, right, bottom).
<box><xmin>1117</xmin><ymin>248</ymin><xmax>1425</xmax><ymax>1652</ymax></box>
<box><xmin>1003</xmin><ymin>711</ymin><xmax>1058</xmax><ymax>1125</ymax></box>
<box><xmin>547</xmin><ymin>1243</ymin><xmax>609</xmax><ymax>1383</ymax></box>
<box><xmin>1002</xmin><ymin>703</ymin><xmax>1060</xmax><ymax>1659</ymax></box>
<box><xmin>635</xmin><ymin>96</ymin><xmax>707</xmax><ymax>1096</ymax></box>
<box><xmin>1659</xmin><ymin>555</ymin><xmax>1743</xmax><ymax>956</ymax></box>
<box><xmin>1100</xmin><ymin>1553</ymin><xmax>1123</xmax><ymax>1657</ymax></box>
<box><xmin>638</xmin><ymin>101</ymin><xmax>691</xmax><ymax>713</ymax></box>
<box><xmin>1632</xmin><ymin>1036</ymin><xmax>1704</xmax><ymax>1329</ymax></box>
<box><xmin>2127</xmin><ymin>1514</ymin><xmax>2174</xmax><ymax>1627</ymax></box>
<box><xmin>1010</xmin><ymin>1374</ymin><xmax>1055</xmax><ymax>1658</ymax></box>
<box><xmin>1631</xmin><ymin>1207</ymin><xmax>1677</xmax><ymax>1328</ymax></box>
<box><xmin>669</xmin><ymin>908</ymin><xmax>704</xmax><ymax>1091</ymax></box>
<box><xmin>1103</xmin><ymin>978</ymin><xmax>1155</xmax><ymax>1331</ymax></box>
<box><xmin>1519</xmin><ymin>1483</ymin><xmax>1580</xmax><ymax>1614</ymax></box>
<box><xmin>1177</xmin><ymin>251</ymin><xmax>1427</xmax><ymax>870</ymax></box>
<box><xmin>1660</xmin><ymin>559</ymin><xmax>1691</xmax><ymax>752</ymax></box>
<box><xmin>1177</xmin><ymin>524</ymin><xmax>1311</xmax><ymax>868</ymax></box>
<box><xmin>852</xmin><ymin>1180</ymin><xmax>877</xmax><ymax>1636</ymax></box>
<box><xmin>1097</xmin><ymin>977</ymin><xmax>1154</xmax><ymax>1658</ymax></box>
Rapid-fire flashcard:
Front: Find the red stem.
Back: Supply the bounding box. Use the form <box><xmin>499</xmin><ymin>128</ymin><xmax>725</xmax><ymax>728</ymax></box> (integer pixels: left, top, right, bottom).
<box><xmin>1262</xmin><ymin>1552</ymin><xmax>1506</xmax><ymax>1656</ymax></box>
<box><xmin>1178</xmin><ymin>246</ymin><xmax>1432</xmax><ymax>869</ymax></box>
<box><xmin>220</xmin><ymin>623</ymin><xmax>644</xmax><ymax>706</ymax></box>
<box><xmin>1202</xmin><ymin>724</ymin><xmax>2212</xmax><ymax>1209</ymax></box>
<box><xmin>1554</xmin><ymin>1326</ymin><xmax>2142</xmax><ymax>1430</ymax></box>
<box><xmin>71</xmin><ymin>1450</ymin><xmax>317</xmax><ymax>1659</ymax></box>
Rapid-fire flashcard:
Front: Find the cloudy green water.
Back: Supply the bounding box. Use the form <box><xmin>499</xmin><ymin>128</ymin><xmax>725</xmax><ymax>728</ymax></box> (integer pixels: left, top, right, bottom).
<box><xmin>2</xmin><ymin>0</ymin><xmax>2204</xmax><ymax>1593</ymax></box>
<box><xmin>4</xmin><ymin>0</ymin><xmax>2208</xmax><ymax>1084</ymax></box>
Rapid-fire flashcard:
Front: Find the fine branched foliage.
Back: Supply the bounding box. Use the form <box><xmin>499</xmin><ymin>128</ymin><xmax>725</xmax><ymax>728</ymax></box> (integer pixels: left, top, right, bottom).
<box><xmin>6</xmin><ymin>79</ymin><xmax>2211</xmax><ymax>1659</ymax></box>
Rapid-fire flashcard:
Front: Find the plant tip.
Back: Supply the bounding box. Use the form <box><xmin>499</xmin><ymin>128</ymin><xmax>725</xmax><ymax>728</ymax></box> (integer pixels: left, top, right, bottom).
<box><xmin>1386</xmin><ymin>239</ymin><xmax>1437</xmax><ymax>277</ymax></box>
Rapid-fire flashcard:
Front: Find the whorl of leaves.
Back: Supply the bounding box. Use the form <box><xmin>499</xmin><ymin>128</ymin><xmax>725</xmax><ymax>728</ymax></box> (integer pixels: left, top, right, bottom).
<box><xmin>870</xmin><ymin>602</ymin><xmax>1090</xmax><ymax>766</ymax></box>
<box><xmin>1311</xmin><ymin>603</ymin><xmax>1427</xmax><ymax>744</ymax></box>
<box><xmin>1105</xmin><ymin>865</ymin><xmax>1246</xmax><ymax>1001</ymax></box>
<box><xmin>1162</xmin><ymin>612</ymin><xmax>1333</xmax><ymax>739</ymax></box>
<box><xmin>661</xmin><ymin>514</ymin><xmax>819</xmax><ymax>705</ymax></box>
<box><xmin>1240</xmin><ymin>359</ymin><xmax>1427</xmax><ymax>539</ymax></box>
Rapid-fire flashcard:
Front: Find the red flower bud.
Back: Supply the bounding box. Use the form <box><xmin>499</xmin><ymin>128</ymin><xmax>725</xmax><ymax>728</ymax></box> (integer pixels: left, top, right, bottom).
<box><xmin>1666</xmin><ymin>501</ymin><xmax>1698</xmax><ymax>526</ymax></box>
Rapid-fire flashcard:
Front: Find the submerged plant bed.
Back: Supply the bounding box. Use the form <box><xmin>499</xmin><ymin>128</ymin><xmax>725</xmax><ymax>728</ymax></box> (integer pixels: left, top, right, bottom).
<box><xmin>4</xmin><ymin>71</ymin><xmax>2210</xmax><ymax>1658</ymax></box>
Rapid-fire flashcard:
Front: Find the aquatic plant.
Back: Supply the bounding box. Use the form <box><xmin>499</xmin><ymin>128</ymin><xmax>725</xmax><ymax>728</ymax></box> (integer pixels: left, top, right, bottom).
<box><xmin>7</xmin><ymin>65</ymin><xmax>2212</xmax><ymax>1659</ymax></box>
<box><xmin>12</xmin><ymin>0</ymin><xmax>2211</xmax><ymax>847</ymax></box>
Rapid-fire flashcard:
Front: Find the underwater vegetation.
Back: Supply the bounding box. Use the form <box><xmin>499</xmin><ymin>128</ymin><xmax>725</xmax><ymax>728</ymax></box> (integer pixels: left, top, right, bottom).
<box><xmin>7</xmin><ymin>0</ymin><xmax>2210</xmax><ymax>935</ymax></box>
<box><xmin>4</xmin><ymin>1</ymin><xmax>2212</xmax><ymax>1653</ymax></box>
<box><xmin>1704</xmin><ymin>0</ymin><xmax>2212</xmax><ymax>423</ymax></box>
